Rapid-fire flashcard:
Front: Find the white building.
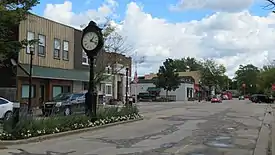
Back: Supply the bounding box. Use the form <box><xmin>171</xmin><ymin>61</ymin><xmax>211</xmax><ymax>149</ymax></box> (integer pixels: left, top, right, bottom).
<box><xmin>131</xmin><ymin>76</ymin><xmax>195</xmax><ymax>101</ymax></box>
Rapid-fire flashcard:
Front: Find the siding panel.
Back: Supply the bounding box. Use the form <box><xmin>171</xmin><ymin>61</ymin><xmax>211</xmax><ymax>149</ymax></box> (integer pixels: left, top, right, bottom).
<box><xmin>18</xmin><ymin>14</ymin><xmax>74</xmax><ymax>69</ymax></box>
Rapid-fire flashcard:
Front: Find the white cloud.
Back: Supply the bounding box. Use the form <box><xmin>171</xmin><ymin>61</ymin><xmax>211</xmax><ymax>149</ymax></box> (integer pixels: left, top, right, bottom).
<box><xmin>43</xmin><ymin>0</ymin><xmax>118</xmax><ymax>28</ymax></box>
<box><xmin>42</xmin><ymin>1</ymin><xmax>275</xmax><ymax>78</ymax></box>
<box><xmin>170</xmin><ymin>0</ymin><xmax>254</xmax><ymax>12</ymax></box>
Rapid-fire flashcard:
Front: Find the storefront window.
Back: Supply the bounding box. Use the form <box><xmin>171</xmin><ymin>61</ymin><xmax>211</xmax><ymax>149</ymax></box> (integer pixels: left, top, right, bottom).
<box><xmin>52</xmin><ymin>86</ymin><xmax>62</xmax><ymax>98</ymax></box>
<box><xmin>21</xmin><ymin>85</ymin><xmax>35</xmax><ymax>98</ymax></box>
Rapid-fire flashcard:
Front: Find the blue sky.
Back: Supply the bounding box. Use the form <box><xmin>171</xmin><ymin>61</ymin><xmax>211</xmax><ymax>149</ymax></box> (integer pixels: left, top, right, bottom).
<box><xmin>32</xmin><ymin>0</ymin><xmax>271</xmax><ymax>23</ymax></box>
<box><xmin>30</xmin><ymin>0</ymin><xmax>275</xmax><ymax>77</ymax></box>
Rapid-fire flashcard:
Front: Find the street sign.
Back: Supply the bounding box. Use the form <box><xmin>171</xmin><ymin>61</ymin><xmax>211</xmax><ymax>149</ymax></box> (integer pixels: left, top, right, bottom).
<box><xmin>272</xmin><ymin>84</ymin><xmax>275</xmax><ymax>91</ymax></box>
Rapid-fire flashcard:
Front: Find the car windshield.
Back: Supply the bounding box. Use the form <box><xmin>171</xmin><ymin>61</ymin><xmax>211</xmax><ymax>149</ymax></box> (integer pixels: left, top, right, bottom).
<box><xmin>53</xmin><ymin>93</ymin><xmax>71</xmax><ymax>101</ymax></box>
<box><xmin>71</xmin><ymin>93</ymin><xmax>84</xmax><ymax>100</ymax></box>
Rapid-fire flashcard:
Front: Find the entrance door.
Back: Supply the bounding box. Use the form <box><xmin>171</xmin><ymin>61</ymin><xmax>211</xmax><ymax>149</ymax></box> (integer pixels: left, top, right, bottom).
<box><xmin>39</xmin><ymin>85</ymin><xmax>45</xmax><ymax>104</ymax></box>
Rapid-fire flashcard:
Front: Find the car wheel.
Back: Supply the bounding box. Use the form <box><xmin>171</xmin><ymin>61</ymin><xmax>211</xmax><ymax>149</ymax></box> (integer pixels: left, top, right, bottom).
<box><xmin>4</xmin><ymin>111</ymin><xmax>12</xmax><ymax>120</ymax></box>
<box><xmin>64</xmin><ymin>106</ymin><xmax>71</xmax><ymax>116</ymax></box>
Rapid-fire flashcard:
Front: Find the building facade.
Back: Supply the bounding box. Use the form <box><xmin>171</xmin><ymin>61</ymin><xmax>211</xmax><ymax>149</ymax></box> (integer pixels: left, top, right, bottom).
<box><xmin>2</xmin><ymin>14</ymin><xmax>132</xmax><ymax>106</ymax></box>
<box><xmin>15</xmin><ymin>14</ymin><xmax>86</xmax><ymax>106</ymax></box>
<box><xmin>73</xmin><ymin>29</ymin><xmax>132</xmax><ymax>103</ymax></box>
<box><xmin>130</xmin><ymin>77</ymin><xmax>194</xmax><ymax>101</ymax></box>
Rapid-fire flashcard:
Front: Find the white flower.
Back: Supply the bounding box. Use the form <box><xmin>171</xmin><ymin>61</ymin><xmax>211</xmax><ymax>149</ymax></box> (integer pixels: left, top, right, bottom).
<box><xmin>37</xmin><ymin>130</ymin><xmax>42</xmax><ymax>134</ymax></box>
<box><xmin>55</xmin><ymin>128</ymin><xmax>60</xmax><ymax>132</ymax></box>
<box><xmin>27</xmin><ymin>133</ymin><xmax>31</xmax><ymax>137</ymax></box>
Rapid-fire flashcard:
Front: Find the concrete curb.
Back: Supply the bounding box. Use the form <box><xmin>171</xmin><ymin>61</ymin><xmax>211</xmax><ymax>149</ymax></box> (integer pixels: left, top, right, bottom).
<box><xmin>0</xmin><ymin>117</ymin><xmax>143</xmax><ymax>146</ymax></box>
<box><xmin>253</xmin><ymin>106</ymin><xmax>272</xmax><ymax>155</ymax></box>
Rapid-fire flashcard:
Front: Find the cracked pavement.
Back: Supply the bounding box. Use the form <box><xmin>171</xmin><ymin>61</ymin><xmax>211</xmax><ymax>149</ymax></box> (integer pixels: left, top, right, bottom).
<box><xmin>0</xmin><ymin>100</ymin><xmax>269</xmax><ymax>155</ymax></box>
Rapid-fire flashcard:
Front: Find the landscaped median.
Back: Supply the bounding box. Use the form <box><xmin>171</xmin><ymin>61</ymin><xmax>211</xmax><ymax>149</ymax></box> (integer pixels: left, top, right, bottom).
<box><xmin>0</xmin><ymin>105</ymin><xmax>143</xmax><ymax>145</ymax></box>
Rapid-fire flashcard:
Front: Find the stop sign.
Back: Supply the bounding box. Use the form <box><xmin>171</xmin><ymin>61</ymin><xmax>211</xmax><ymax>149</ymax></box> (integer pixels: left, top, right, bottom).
<box><xmin>272</xmin><ymin>84</ymin><xmax>275</xmax><ymax>91</ymax></box>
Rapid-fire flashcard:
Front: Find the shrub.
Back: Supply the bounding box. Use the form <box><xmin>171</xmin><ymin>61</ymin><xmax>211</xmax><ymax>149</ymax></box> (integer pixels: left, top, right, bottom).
<box><xmin>0</xmin><ymin>105</ymin><xmax>141</xmax><ymax>140</ymax></box>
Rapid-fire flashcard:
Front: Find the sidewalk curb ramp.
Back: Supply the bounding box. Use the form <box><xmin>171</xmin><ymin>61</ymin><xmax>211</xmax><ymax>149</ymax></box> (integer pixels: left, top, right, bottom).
<box><xmin>0</xmin><ymin>117</ymin><xmax>143</xmax><ymax>146</ymax></box>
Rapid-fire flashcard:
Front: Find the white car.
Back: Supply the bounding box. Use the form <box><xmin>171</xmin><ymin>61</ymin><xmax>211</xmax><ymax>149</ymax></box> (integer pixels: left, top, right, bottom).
<box><xmin>0</xmin><ymin>97</ymin><xmax>13</xmax><ymax>120</ymax></box>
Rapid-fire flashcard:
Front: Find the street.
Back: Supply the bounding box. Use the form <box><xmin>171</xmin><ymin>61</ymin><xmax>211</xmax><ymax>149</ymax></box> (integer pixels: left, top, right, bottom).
<box><xmin>0</xmin><ymin>100</ymin><xmax>271</xmax><ymax>155</ymax></box>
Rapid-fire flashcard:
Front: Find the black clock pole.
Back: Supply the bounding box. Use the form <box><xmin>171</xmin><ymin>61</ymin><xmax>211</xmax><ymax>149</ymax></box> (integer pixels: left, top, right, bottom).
<box><xmin>89</xmin><ymin>56</ymin><xmax>97</xmax><ymax>119</ymax></box>
<box><xmin>81</xmin><ymin>21</ymin><xmax>104</xmax><ymax>120</ymax></box>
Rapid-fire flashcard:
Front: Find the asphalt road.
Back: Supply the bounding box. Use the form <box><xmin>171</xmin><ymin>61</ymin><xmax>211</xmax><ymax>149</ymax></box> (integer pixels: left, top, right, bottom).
<box><xmin>0</xmin><ymin>100</ymin><xmax>271</xmax><ymax>155</ymax></box>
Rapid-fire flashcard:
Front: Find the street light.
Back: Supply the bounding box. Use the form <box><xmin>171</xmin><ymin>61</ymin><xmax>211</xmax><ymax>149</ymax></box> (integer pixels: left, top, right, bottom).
<box><xmin>81</xmin><ymin>21</ymin><xmax>104</xmax><ymax>119</ymax></box>
<box><xmin>125</xmin><ymin>67</ymin><xmax>129</xmax><ymax>105</ymax></box>
<box><xmin>11</xmin><ymin>54</ymin><xmax>33</xmax><ymax>115</ymax></box>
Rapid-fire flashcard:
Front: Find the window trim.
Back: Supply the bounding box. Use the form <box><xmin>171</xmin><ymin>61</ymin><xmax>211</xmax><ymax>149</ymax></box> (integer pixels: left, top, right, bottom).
<box><xmin>63</xmin><ymin>40</ymin><xmax>69</xmax><ymax>61</ymax></box>
<box><xmin>26</xmin><ymin>31</ymin><xmax>35</xmax><ymax>54</ymax></box>
<box><xmin>21</xmin><ymin>84</ymin><xmax>36</xmax><ymax>99</ymax></box>
<box><xmin>53</xmin><ymin>38</ymin><xmax>61</xmax><ymax>59</ymax></box>
<box><xmin>38</xmin><ymin>34</ymin><xmax>46</xmax><ymax>57</ymax></box>
<box><xmin>82</xmin><ymin>50</ymin><xmax>89</xmax><ymax>65</ymax></box>
<box><xmin>105</xmin><ymin>84</ymin><xmax>112</xmax><ymax>96</ymax></box>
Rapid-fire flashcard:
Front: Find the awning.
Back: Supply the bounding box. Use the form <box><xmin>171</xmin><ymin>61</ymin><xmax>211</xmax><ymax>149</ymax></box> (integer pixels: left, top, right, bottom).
<box><xmin>147</xmin><ymin>87</ymin><xmax>161</xmax><ymax>92</ymax></box>
<box><xmin>17</xmin><ymin>64</ymin><xmax>90</xmax><ymax>81</ymax></box>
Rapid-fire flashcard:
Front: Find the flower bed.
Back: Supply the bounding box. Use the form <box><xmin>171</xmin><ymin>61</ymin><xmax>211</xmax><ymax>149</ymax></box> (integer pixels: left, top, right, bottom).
<box><xmin>0</xmin><ymin>105</ymin><xmax>141</xmax><ymax>140</ymax></box>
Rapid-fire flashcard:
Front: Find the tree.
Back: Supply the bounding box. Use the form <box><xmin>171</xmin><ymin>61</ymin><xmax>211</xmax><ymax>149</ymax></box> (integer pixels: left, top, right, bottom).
<box><xmin>154</xmin><ymin>58</ymin><xmax>181</xmax><ymax>98</ymax></box>
<box><xmin>258</xmin><ymin>65</ymin><xmax>275</xmax><ymax>95</ymax></box>
<box><xmin>0</xmin><ymin>0</ymin><xmax>39</xmax><ymax>65</ymax></box>
<box><xmin>234</xmin><ymin>64</ymin><xmax>260</xmax><ymax>94</ymax></box>
<box><xmin>93</xmin><ymin>21</ymin><xmax>133</xmax><ymax>85</ymax></box>
<box><xmin>199</xmin><ymin>59</ymin><xmax>226</xmax><ymax>93</ymax></box>
<box><xmin>173</xmin><ymin>57</ymin><xmax>202</xmax><ymax>72</ymax></box>
<box><xmin>263</xmin><ymin>0</ymin><xmax>275</xmax><ymax>13</ymax></box>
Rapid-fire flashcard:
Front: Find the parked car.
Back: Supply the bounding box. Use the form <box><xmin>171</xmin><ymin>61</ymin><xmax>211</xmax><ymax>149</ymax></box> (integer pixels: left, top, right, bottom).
<box><xmin>137</xmin><ymin>92</ymin><xmax>156</xmax><ymax>101</ymax></box>
<box><xmin>239</xmin><ymin>96</ymin><xmax>245</xmax><ymax>100</ymax></box>
<box><xmin>250</xmin><ymin>94</ymin><xmax>274</xmax><ymax>103</ymax></box>
<box><xmin>0</xmin><ymin>97</ymin><xmax>14</xmax><ymax>120</ymax></box>
<box><xmin>42</xmin><ymin>92</ymin><xmax>86</xmax><ymax>116</ymax></box>
<box><xmin>211</xmin><ymin>96</ymin><xmax>222</xmax><ymax>103</ymax></box>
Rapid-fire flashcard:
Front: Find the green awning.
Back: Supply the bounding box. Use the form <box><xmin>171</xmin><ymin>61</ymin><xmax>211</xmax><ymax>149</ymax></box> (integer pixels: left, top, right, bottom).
<box><xmin>147</xmin><ymin>87</ymin><xmax>161</xmax><ymax>92</ymax></box>
<box><xmin>17</xmin><ymin>64</ymin><xmax>90</xmax><ymax>81</ymax></box>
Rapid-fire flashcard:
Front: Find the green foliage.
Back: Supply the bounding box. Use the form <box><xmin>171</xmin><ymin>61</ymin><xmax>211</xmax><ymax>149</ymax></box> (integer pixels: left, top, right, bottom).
<box><xmin>1</xmin><ymin>106</ymin><xmax>140</xmax><ymax>140</ymax></box>
<box><xmin>0</xmin><ymin>0</ymin><xmax>39</xmax><ymax>63</ymax></box>
<box><xmin>154</xmin><ymin>58</ymin><xmax>181</xmax><ymax>95</ymax></box>
<box><xmin>173</xmin><ymin>57</ymin><xmax>202</xmax><ymax>72</ymax></box>
<box><xmin>234</xmin><ymin>64</ymin><xmax>260</xmax><ymax>94</ymax></box>
<box><xmin>199</xmin><ymin>59</ymin><xmax>226</xmax><ymax>88</ymax></box>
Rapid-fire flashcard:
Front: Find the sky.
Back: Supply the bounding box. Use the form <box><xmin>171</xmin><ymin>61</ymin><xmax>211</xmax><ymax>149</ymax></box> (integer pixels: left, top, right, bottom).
<box><xmin>31</xmin><ymin>0</ymin><xmax>275</xmax><ymax>78</ymax></box>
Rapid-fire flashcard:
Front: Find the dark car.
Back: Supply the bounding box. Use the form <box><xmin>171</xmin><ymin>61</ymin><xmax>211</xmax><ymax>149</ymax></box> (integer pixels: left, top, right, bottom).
<box><xmin>250</xmin><ymin>94</ymin><xmax>273</xmax><ymax>103</ymax></box>
<box><xmin>137</xmin><ymin>92</ymin><xmax>156</xmax><ymax>101</ymax></box>
<box><xmin>42</xmin><ymin>92</ymin><xmax>86</xmax><ymax>116</ymax></box>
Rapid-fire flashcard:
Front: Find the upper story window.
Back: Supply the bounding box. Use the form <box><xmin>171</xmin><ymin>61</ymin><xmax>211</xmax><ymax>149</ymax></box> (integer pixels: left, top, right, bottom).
<box><xmin>26</xmin><ymin>31</ymin><xmax>35</xmax><ymax>54</ymax></box>
<box><xmin>106</xmin><ymin>66</ymin><xmax>111</xmax><ymax>74</ymax></box>
<box><xmin>38</xmin><ymin>34</ymin><xmax>46</xmax><ymax>56</ymax></box>
<box><xmin>54</xmin><ymin>38</ymin><xmax>60</xmax><ymax>59</ymax></box>
<box><xmin>63</xmin><ymin>41</ymin><xmax>69</xmax><ymax>60</ymax></box>
<box><xmin>82</xmin><ymin>50</ymin><xmax>89</xmax><ymax>65</ymax></box>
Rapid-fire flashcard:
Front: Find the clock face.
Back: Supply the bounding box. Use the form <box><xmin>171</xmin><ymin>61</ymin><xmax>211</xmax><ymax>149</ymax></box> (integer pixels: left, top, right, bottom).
<box><xmin>82</xmin><ymin>32</ymin><xmax>99</xmax><ymax>51</ymax></box>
